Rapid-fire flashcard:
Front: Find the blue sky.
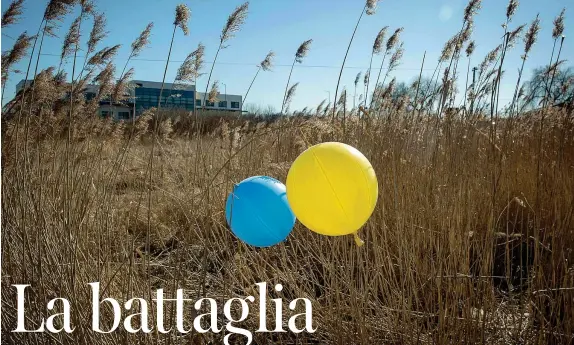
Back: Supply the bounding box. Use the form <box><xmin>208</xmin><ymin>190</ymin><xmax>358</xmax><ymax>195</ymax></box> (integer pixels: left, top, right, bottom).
<box><xmin>1</xmin><ymin>0</ymin><xmax>572</xmax><ymax>111</ymax></box>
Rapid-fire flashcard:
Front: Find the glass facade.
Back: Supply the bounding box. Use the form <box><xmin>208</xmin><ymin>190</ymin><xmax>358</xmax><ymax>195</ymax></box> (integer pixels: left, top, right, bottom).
<box><xmin>134</xmin><ymin>87</ymin><xmax>194</xmax><ymax>114</ymax></box>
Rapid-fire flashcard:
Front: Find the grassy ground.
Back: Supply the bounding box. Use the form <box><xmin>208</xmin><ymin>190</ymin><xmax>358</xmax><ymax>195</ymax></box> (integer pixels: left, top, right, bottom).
<box><xmin>2</xmin><ymin>108</ymin><xmax>573</xmax><ymax>344</ymax></box>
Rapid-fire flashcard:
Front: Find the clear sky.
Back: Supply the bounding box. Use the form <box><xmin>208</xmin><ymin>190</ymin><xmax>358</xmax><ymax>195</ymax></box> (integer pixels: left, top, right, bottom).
<box><xmin>1</xmin><ymin>0</ymin><xmax>572</xmax><ymax>111</ymax></box>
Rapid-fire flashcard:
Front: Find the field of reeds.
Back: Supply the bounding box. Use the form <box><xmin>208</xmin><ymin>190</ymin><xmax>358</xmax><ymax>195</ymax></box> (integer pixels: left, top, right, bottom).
<box><xmin>1</xmin><ymin>0</ymin><xmax>573</xmax><ymax>344</ymax></box>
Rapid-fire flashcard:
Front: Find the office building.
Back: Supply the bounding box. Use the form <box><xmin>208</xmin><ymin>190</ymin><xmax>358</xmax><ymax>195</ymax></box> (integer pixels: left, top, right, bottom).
<box><xmin>14</xmin><ymin>79</ymin><xmax>243</xmax><ymax>120</ymax></box>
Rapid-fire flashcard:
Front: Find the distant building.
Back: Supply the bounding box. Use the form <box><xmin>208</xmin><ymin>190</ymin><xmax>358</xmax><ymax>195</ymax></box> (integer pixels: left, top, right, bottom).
<box><xmin>195</xmin><ymin>91</ymin><xmax>242</xmax><ymax>111</ymax></box>
<box><xmin>14</xmin><ymin>79</ymin><xmax>243</xmax><ymax>120</ymax></box>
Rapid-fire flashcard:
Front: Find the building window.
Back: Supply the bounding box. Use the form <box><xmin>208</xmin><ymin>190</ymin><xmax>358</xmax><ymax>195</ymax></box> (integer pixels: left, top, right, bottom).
<box><xmin>101</xmin><ymin>110</ymin><xmax>111</xmax><ymax>117</ymax></box>
<box><xmin>218</xmin><ymin>101</ymin><xmax>227</xmax><ymax>108</ymax></box>
<box><xmin>196</xmin><ymin>100</ymin><xmax>202</xmax><ymax>106</ymax></box>
<box><xmin>206</xmin><ymin>100</ymin><xmax>215</xmax><ymax>107</ymax></box>
<box><xmin>231</xmin><ymin>101</ymin><xmax>240</xmax><ymax>109</ymax></box>
<box><xmin>118</xmin><ymin>111</ymin><xmax>130</xmax><ymax>120</ymax></box>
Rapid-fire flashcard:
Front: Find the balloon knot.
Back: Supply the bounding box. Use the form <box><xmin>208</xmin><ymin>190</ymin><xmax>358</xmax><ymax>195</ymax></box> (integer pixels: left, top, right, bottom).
<box><xmin>353</xmin><ymin>232</ymin><xmax>365</xmax><ymax>247</ymax></box>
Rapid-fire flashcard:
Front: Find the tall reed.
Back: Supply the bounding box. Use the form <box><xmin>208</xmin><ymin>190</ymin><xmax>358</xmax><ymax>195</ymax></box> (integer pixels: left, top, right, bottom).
<box><xmin>281</xmin><ymin>39</ymin><xmax>312</xmax><ymax>115</ymax></box>
<box><xmin>202</xmin><ymin>2</ymin><xmax>249</xmax><ymax>108</ymax></box>
<box><xmin>243</xmin><ymin>51</ymin><xmax>274</xmax><ymax>110</ymax></box>
<box><xmin>332</xmin><ymin>0</ymin><xmax>379</xmax><ymax>119</ymax></box>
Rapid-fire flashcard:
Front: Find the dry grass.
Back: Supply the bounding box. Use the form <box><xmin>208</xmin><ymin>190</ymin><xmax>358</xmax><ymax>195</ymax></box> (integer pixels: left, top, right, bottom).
<box><xmin>1</xmin><ymin>0</ymin><xmax>574</xmax><ymax>344</ymax></box>
<box><xmin>2</xmin><ymin>107</ymin><xmax>573</xmax><ymax>344</ymax></box>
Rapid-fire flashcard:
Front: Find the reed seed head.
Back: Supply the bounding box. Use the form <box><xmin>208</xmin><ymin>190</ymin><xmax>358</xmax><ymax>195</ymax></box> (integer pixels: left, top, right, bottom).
<box><xmin>44</xmin><ymin>0</ymin><xmax>75</xmax><ymax>21</ymax></box>
<box><xmin>524</xmin><ymin>14</ymin><xmax>540</xmax><ymax>55</ymax></box>
<box><xmin>174</xmin><ymin>4</ymin><xmax>190</xmax><ymax>36</ymax></box>
<box><xmin>366</xmin><ymin>0</ymin><xmax>380</xmax><ymax>15</ymax></box>
<box><xmin>295</xmin><ymin>39</ymin><xmax>312</xmax><ymax>63</ymax></box>
<box><xmin>61</xmin><ymin>15</ymin><xmax>81</xmax><ymax>62</ymax></box>
<box><xmin>284</xmin><ymin>82</ymin><xmax>299</xmax><ymax>110</ymax></box>
<box><xmin>389</xmin><ymin>42</ymin><xmax>404</xmax><ymax>71</ymax></box>
<box><xmin>373</xmin><ymin>26</ymin><xmax>388</xmax><ymax>54</ymax></box>
<box><xmin>464</xmin><ymin>0</ymin><xmax>482</xmax><ymax>23</ymax></box>
<box><xmin>479</xmin><ymin>44</ymin><xmax>502</xmax><ymax>73</ymax></box>
<box><xmin>381</xmin><ymin>77</ymin><xmax>396</xmax><ymax>100</ymax></box>
<box><xmin>131</xmin><ymin>22</ymin><xmax>153</xmax><ymax>58</ymax></box>
<box><xmin>386</xmin><ymin>28</ymin><xmax>403</xmax><ymax>53</ymax></box>
<box><xmin>79</xmin><ymin>0</ymin><xmax>95</xmax><ymax>14</ymax></box>
<box><xmin>87</xmin><ymin>44</ymin><xmax>121</xmax><ymax>67</ymax></box>
<box><xmin>337</xmin><ymin>87</ymin><xmax>347</xmax><ymax>106</ymax></box>
<box><xmin>364</xmin><ymin>69</ymin><xmax>370</xmax><ymax>86</ymax></box>
<box><xmin>112</xmin><ymin>67</ymin><xmax>134</xmax><ymax>102</ymax></box>
<box><xmin>191</xmin><ymin>43</ymin><xmax>206</xmax><ymax>80</ymax></box>
<box><xmin>461</xmin><ymin>21</ymin><xmax>473</xmax><ymax>44</ymax></box>
<box><xmin>506</xmin><ymin>0</ymin><xmax>519</xmax><ymax>21</ymax></box>
<box><xmin>507</xmin><ymin>24</ymin><xmax>526</xmax><ymax>48</ymax></box>
<box><xmin>440</xmin><ymin>34</ymin><xmax>457</xmax><ymax>62</ymax></box>
<box><xmin>1</xmin><ymin>31</ymin><xmax>33</xmax><ymax>85</ymax></box>
<box><xmin>259</xmin><ymin>51</ymin><xmax>275</xmax><ymax>71</ymax></box>
<box><xmin>552</xmin><ymin>8</ymin><xmax>565</xmax><ymax>39</ymax></box>
<box><xmin>93</xmin><ymin>62</ymin><xmax>115</xmax><ymax>100</ymax></box>
<box><xmin>316</xmin><ymin>99</ymin><xmax>326</xmax><ymax>115</ymax></box>
<box><xmin>87</xmin><ymin>13</ymin><xmax>107</xmax><ymax>55</ymax></box>
<box><xmin>466</xmin><ymin>40</ymin><xmax>475</xmax><ymax>57</ymax></box>
<box><xmin>355</xmin><ymin>72</ymin><xmax>362</xmax><ymax>87</ymax></box>
<box><xmin>208</xmin><ymin>81</ymin><xmax>219</xmax><ymax>103</ymax></box>
<box><xmin>221</xmin><ymin>2</ymin><xmax>249</xmax><ymax>44</ymax></box>
<box><xmin>1</xmin><ymin>0</ymin><xmax>24</xmax><ymax>28</ymax></box>
<box><xmin>176</xmin><ymin>44</ymin><xmax>205</xmax><ymax>85</ymax></box>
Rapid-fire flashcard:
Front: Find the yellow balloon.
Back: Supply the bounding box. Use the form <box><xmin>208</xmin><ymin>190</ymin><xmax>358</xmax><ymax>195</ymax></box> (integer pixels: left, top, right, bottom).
<box><xmin>286</xmin><ymin>142</ymin><xmax>378</xmax><ymax>239</ymax></box>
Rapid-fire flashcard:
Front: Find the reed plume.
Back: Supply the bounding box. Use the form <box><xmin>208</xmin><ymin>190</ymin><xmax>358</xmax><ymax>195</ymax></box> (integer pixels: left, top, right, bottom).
<box><xmin>87</xmin><ymin>45</ymin><xmax>121</xmax><ymax>67</ymax></box>
<box><xmin>174</xmin><ymin>4</ymin><xmax>190</xmax><ymax>36</ymax></box>
<box><xmin>466</xmin><ymin>41</ymin><xmax>475</xmax><ymax>57</ymax></box>
<box><xmin>166</xmin><ymin>43</ymin><xmax>205</xmax><ymax>108</ymax></box>
<box><xmin>463</xmin><ymin>0</ymin><xmax>482</xmax><ymax>23</ymax></box>
<box><xmin>284</xmin><ymin>82</ymin><xmax>299</xmax><ymax>113</ymax></box>
<box><xmin>146</xmin><ymin>4</ymin><xmax>191</xmax><ymax>272</ymax></box>
<box><xmin>545</xmin><ymin>9</ymin><xmax>566</xmax><ymax>108</ymax></box>
<box><xmin>243</xmin><ymin>51</ymin><xmax>274</xmax><ymax>108</ymax></box>
<box><xmin>208</xmin><ymin>81</ymin><xmax>219</xmax><ymax>104</ymax></box>
<box><xmin>156</xmin><ymin>5</ymin><xmax>188</xmax><ymax>113</ymax></box>
<box><xmin>112</xmin><ymin>68</ymin><xmax>134</xmax><ymax>103</ymax></box>
<box><xmin>1</xmin><ymin>32</ymin><xmax>33</xmax><ymax>107</ymax></box>
<box><xmin>1</xmin><ymin>0</ymin><xmax>24</xmax><ymax>28</ymax></box>
<box><xmin>176</xmin><ymin>44</ymin><xmax>205</xmax><ymax>86</ymax></box>
<box><xmin>506</xmin><ymin>0</ymin><xmax>519</xmax><ymax>22</ymax></box>
<box><xmin>295</xmin><ymin>39</ymin><xmax>312</xmax><ymax>63</ymax></box>
<box><xmin>510</xmin><ymin>14</ymin><xmax>540</xmax><ymax>115</ymax></box>
<box><xmin>333</xmin><ymin>0</ymin><xmax>380</xmax><ymax>119</ymax></box>
<box><xmin>203</xmin><ymin>2</ymin><xmax>249</xmax><ymax>107</ymax></box>
<box><xmin>44</xmin><ymin>0</ymin><xmax>75</xmax><ymax>21</ymax></box>
<box><xmin>377</xmin><ymin>42</ymin><xmax>404</xmax><ymax>114</ymax></box>
<box><xmin>109</xmin><ymin>21</ymin><xmax>152</xmax><ymax>111</ymax></box>
<box><xmin>93</xmin><ymin>63</ymin><xmax>115</xmax><ymax>102</ymax></box>
<box><xmin>131</xmin><ymin>22</ymin><xmax>154</xmax><ymax>59</ymax></box>
<box><xmin>462</xmin><ymin>41</ymin><xmax>475</xmax><ymax>112</ymax></box>
<box><xmin>372</xmin><ymin>27</ymin><xmax>403</xmax><ymax>108</ymax></box>
<box><xmin>74</xmin><ymin>12</ymin><xmax>107</xmax><ymax>83</ymax></box>
<box><xmin>60</xmin><ymin>15</ymin><xmax>81</xmax><ymax>66</ymax></box>
<box><xmin>365</xmin><ymin>26</ymin><xmax>388</xmax><ymax>107</ymax></box>
<box><xmin>552</xmin><ymin>8</ymin><xmax>565</xmax><ymax>39</ymax></box>
<box><xmin>316</xmin><ymin>99</ymin><xmax>326</xmax><ymax>115</ymax></box>
<box><xmin>354</xmin><ymin>71</ymin><xmax>362</xmax><ymax>108</ymax></box>
<box><xmin>281</xmin><ymin>40</ymin><xmax>312</xmax><ymax>114</ymax></box>
<box><xmin>87</xmin><ymin>13</ymin><xmax>106</xmax><ymax>55</ymax></box>
<box><xmin>14</xmin><ymin>0</ymin><xmax>74</xmax><ymax>117</ymax></box>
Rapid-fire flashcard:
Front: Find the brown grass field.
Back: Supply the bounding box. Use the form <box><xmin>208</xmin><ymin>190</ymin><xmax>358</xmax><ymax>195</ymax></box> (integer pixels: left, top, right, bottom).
<box><xmin>1</xmin><ymin>0</ymin><xmax>573</xmax><ymax>344</ymax></box>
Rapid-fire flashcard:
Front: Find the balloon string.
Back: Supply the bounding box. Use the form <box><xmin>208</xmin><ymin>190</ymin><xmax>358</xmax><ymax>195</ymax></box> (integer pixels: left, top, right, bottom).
<box><xmin>353</xmin><ymin>232</ymin><xmax>364</xmax><ymax>247</ymax></box>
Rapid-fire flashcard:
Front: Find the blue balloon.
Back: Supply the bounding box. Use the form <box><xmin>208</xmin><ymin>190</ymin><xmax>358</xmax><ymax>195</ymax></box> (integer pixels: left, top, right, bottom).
<box><xmin>225</xmin><ymin>176</ymin><xmax>296</xmax><ymax>247</ymax></box>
